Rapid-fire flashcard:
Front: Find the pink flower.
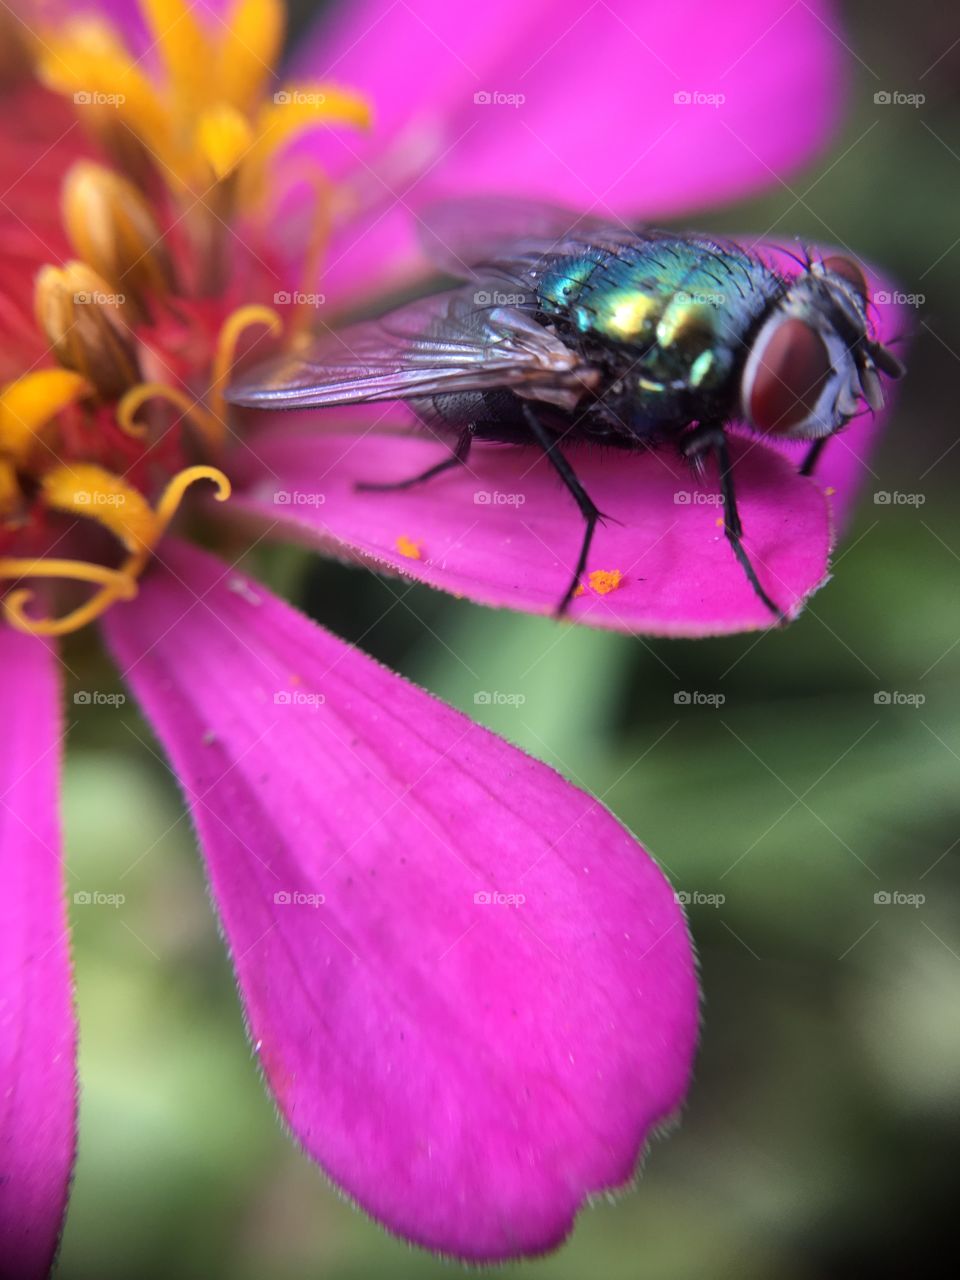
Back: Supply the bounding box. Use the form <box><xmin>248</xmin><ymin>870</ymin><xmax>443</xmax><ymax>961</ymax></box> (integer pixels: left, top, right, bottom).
<box><xmin>0</xmin><ymin>0</ymin><xmax>890</xmax><ymax>1275</ymax></box>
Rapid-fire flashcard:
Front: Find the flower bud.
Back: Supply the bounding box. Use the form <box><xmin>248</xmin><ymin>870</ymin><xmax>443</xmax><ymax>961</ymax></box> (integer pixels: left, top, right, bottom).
<box><xmin>62</xmin><ymin>161</ymin><xmax>175</xmax><ymax>314</ymax></box>
<box><xmin>35</xmin><ymin>261</ymin><xmax>140</xmax><ymax>399</ymax></box>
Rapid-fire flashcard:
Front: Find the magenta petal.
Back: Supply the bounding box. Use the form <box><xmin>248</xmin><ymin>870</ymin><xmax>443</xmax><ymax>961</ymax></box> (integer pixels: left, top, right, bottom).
<box><xmin>230</xmin><ymin>428</ymin><xmax>831</xmax><ymax>634</ymax></box>
<box><xmin>0</xmin><ymin>632</ymin><xmax>75</xmax><ymax>1278</ymax></box>
<box><xmin>103</xmin><ymin>539</ymin><xmax>698</xmax><ymax>1261</ymax></box>
<box><xmin>296</xmin><ymin>0</ymin><xmax>842</xmax><ymax>218</ymax></box>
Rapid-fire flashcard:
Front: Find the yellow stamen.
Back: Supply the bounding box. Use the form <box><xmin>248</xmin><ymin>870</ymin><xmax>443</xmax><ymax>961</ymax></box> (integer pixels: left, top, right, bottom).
<box><xmin>2</xmin><ymin>466</ymin><xmax>230</xmax><ymax>636</ymax></box>
<box><xmin>62</xmin><ymin>162</ymin><xmax>175</xmax><ymax>309</ymax></box>
<box><xmin>0</xmin><ymin>370</ymin><xmax>92</xmax><ymax>464</ymax></box>
<box><xmin>139</xmin><ymin>0</ymin><xmax>213</xmax><ymax>112</ymax></box>
<box><xmin>211</xmin><ymin>305</ymin><xmax>282</xmax><ymax>421</ymax></box>
<box><xmin>197</xmin><ymin>103</ymin><xmax>255</xmax><ymax>181</ymax></box>
<box><xmin>41</xmin><ymin>463</ymin><xmax>159</xmax><ymax>553</ymax></box>
<box><xmin>215</xmin><ymin>0</ymin><xmax>285</xmax><ymax>112</ymax></box>
<box><xmin>117</xmin><ymin>383</ymin><xmax>221</xmax><ymax>450</ymax></box>
<box><xmin>36</xmin><ymin>18</ymin><xmax>173</xmax><ymax>170</ymax></box>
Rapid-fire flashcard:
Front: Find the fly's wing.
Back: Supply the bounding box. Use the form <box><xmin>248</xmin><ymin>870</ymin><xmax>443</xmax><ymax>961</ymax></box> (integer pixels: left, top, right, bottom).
<box><xmin>226</xmin><ymin>284</ymin><xmax>597</xmax><ymax>410</ymax></box>
<box><xmin>419</xmin><ymin>196</ymin><xmax>644</xmax><ymax>279</ymax></box>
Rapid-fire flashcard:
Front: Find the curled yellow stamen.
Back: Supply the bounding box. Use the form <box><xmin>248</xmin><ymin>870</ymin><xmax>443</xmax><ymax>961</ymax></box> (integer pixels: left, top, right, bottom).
<box><xmin>210</xmin><ymin>305</ymin><xmax>282</xmax><ymax>421</ymax></box>
<box><xmin>1</xmin><ymin>466</ymin><xmax>230</xmax><ymax>636</ymax></box>
<box><xmin>117</xmin><ymin>382</ymin><xmax>221</xmax><ymax>448</ymax></box>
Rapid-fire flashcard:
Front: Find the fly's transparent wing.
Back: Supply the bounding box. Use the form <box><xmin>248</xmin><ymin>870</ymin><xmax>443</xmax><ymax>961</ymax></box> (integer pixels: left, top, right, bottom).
<box><xmin>226</xmin><ymin>284</ymin><xmax>596</xmax><ymax>410</ymax></box>
<box><xmin>419</xmin><ymin>196</ymin><xmax>642</xmax><ymax>279</ymax></box>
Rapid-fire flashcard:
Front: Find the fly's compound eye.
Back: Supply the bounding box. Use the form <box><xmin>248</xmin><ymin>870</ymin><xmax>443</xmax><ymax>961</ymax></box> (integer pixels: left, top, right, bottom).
<box><xmin>822</xmin><ymin>254</ymin><xmax>870</xmax><ymax>304</ymax></box>
<box><xmin>744</xmin><ymin>317</ymin><xmax>832</xmax><ymax>435</ymax></box>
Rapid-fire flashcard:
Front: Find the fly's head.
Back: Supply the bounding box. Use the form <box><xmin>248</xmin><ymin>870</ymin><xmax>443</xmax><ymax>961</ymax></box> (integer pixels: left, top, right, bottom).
<box><xmin>741</xmin><ymin>254</ymin><xmax>905</xmax><ymax>440</ymax></box>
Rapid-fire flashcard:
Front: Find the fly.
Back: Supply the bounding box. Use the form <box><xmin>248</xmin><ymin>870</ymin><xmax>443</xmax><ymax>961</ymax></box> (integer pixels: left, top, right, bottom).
<box><xmin>227</xmin><ymin>198</ymin><xmax>905</xmax><ymax>619</ymax></box>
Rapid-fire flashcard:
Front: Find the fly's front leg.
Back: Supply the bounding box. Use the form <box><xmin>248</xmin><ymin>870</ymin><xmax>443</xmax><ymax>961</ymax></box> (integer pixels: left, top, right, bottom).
<box><xmin>684</xmin><ymin>424</ymin><xmax>785</xmax><ymax>622</ymax></box>
<box><xmin>799</xmin><ymin>437</ymin><xmax>828</xmax><ymax>477</ymax></box>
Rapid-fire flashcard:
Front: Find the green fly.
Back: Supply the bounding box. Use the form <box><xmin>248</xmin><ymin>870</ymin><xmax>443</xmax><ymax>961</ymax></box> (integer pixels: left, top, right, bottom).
<box><xmin>228</xmin><ymin>198</ymin><xmax>905</xmax><ymax>617</ymax></box>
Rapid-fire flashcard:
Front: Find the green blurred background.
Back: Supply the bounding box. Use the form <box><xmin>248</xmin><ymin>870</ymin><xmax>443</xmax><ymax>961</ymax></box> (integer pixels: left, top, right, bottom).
<box><xmin>56</xmin><ymin>2</ymin><xmax>959</xmax><ymax>1276</ymax></box>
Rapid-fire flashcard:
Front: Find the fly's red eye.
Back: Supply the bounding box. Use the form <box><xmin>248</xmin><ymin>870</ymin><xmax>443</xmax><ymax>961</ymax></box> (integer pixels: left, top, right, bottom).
<box><xmin>748</xmin><ymin>317</ymin><xmax>832</xmax><ymax>434</ymax></box>
<box><xmin>822</xmin><ymin>254</ymin><xmax>870</xmax><ymax>302</ymax></box>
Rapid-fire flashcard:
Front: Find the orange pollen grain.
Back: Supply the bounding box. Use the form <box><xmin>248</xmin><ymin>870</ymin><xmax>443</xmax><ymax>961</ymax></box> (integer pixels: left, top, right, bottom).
<box><xmin>395</xmin><ymin>535</ymin><xmax>423</xmax><ymax>561</ymax></box>
<box><xmin>588</xmin><ymin>569</ymin><xmax>623</xmax><ymax>595</ymax></box>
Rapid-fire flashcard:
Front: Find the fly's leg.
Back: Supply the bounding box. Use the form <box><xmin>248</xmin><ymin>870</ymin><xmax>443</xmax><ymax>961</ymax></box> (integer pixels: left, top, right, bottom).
<box><xmin>800</xmin><ymin>437</ymin><xmax>828</xmax><ymax>477</ymax></box>
<box><xmin>521</xmin><ymin>404</ymin><xmax>601</xmax><ymax>616</ymax></box>
<box><xmin>356</xmin><ymin>430</ymin><xmax>472</xmax><ymax>492</ymax></box>
<box><xmin>686</xmin><ymin>424</ymin><xmax>785</xmax><ymax>622</ymax></box>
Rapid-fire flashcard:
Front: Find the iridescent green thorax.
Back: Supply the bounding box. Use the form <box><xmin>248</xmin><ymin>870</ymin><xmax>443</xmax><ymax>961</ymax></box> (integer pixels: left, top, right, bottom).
<box><xmin>534</xmin><ymin>236</ymin><xmax>785</xmax><ymax>429</ymax></box>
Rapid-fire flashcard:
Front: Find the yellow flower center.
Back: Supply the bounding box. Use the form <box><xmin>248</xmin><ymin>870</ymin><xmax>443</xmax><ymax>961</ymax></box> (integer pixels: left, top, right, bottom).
<box><xmin>0</xmin><ymin>0</ymin><xmax>371</xmax><ymax>637</ymax></box>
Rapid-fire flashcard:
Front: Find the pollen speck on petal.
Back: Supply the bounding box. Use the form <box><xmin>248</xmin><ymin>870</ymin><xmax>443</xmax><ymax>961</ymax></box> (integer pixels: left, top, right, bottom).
<box><xmin>395</xmin><ymin>534</ymin><xmax>422</xmax><ymax>560</ymax></box>
<box><xmin>588</xmin><ymin>569</ymin><xmax>622</xmax><ymax>595</ymax></box>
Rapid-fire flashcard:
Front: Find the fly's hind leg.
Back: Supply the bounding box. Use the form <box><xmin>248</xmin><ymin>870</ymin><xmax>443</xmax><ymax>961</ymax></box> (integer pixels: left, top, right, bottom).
<box><xmin>355</xmin><ymin>429</ymin><xmax>472</xmax><ymax>492</ymax></box>
<box><xmin>521</xmin><ymin>404</ymin><xmax>602</xmax><ymax>616</ymax></box>
<box><xmin>685</xmin><ymin>424</ymin><xmax>785</xmax><ymax>623</ymax></box>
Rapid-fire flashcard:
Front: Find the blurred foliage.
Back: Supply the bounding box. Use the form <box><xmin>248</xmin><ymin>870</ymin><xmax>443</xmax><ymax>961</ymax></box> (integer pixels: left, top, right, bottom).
<box><xmin>56</xmin><ymin>2</ymin><xmax>959</xmax><ymax>1277</ymax></box>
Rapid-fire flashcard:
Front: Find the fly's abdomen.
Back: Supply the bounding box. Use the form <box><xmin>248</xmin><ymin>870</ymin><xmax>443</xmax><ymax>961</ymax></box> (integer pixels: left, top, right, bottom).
<box><xmin>535</xmin><ymin>235</ymin><xmax>786</xmax><ymax>428</ymax></box>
